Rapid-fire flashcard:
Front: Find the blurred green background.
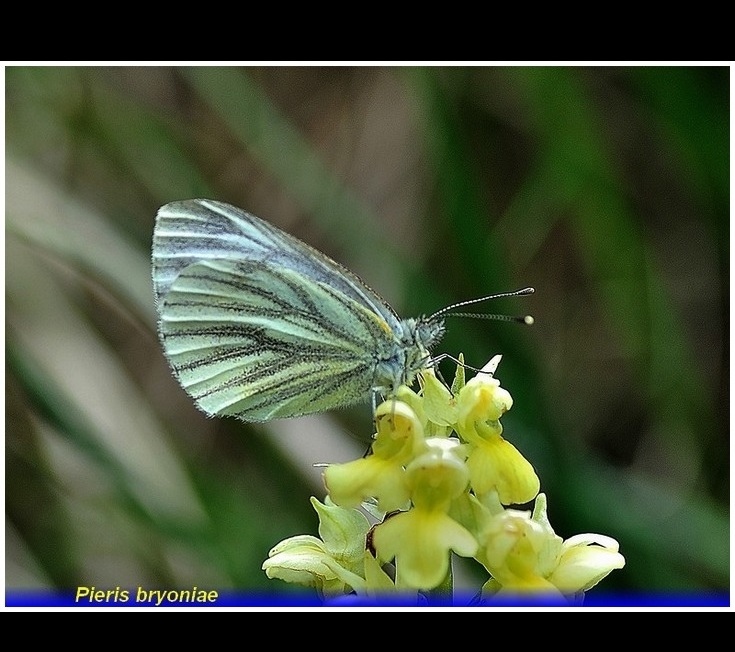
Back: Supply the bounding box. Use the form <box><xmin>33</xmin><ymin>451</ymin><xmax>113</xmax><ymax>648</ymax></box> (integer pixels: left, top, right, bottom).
<box><xmin>5</xmin><ymin>66</ymin><xmax>728</xmax><ymax>600</ymax></box>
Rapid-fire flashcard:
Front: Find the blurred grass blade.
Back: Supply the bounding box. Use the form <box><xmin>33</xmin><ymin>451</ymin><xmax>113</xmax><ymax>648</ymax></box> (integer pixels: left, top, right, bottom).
<box><xmin>6</xmin><ymin>158</ymin><xmax>156</xmax><ymax>324</ymax></box>
<box><xmin>6</xmin><ymin>172</ymin><xmax>205</xmax><ymax>526</ymax></box>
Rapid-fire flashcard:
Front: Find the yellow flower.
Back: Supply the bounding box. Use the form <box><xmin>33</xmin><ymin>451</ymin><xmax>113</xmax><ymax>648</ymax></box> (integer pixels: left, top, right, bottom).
<box><xmin>324</xmin><ymin>400</ymin><xmax>426</xmax><ymax>512</ymax></box>
<box><xmin>262</xmin><ymin>497</ymin><xmax>370</xmax><ymax>595</ymax></box>
<box><xmin>265</xmin><ymin>355</ymin><xmax>625</xmax><ymax>604</ymax></box>
<box><xmin>479</xmin><ymin>494</ymin><xmax>625</xmax><ymax>602</ymax></box>
<box><xmin>372</xmin><ymin>439</ymin><xmax>477</xmax><ymax>590</ymax></box>
<box><xmin>456</xmin><ymin>372</ymin><xmax>539</xmax><ymax>505</ymax></box>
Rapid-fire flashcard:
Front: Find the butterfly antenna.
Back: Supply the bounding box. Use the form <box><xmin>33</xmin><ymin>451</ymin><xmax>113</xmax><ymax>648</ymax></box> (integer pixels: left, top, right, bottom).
<box><xmin>428</xmin><ymin>287</ymin><xmax>535</xmax><ymax>324</ymax></box>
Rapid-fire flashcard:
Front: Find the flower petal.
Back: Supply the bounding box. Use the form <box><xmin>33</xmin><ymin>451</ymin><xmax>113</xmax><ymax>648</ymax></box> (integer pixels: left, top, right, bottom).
<box><xmin>373</xmin><ymin>510</ymin><xmax>477</xmax><ymax>590</ymax></box>
<box><xmin>324</xmin><ymin>457</ymin><xmax>410</xmax><ymax>513</ymax></box>
<box><xmin>549</xmin><ymin>540</ymin><xmax>626</xmax><ymax>592</ymax></box>
<box><xmin>467</xmin><ymin>436</ymin><xmax>540</xmax><ymax>505</ymax></box>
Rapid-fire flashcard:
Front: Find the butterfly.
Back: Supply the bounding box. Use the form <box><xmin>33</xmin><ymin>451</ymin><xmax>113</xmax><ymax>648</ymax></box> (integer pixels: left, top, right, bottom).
<box><xmin>152</xmin><ymin>199</ymin><xmax>532</xmax><ymax>422</ymax></box>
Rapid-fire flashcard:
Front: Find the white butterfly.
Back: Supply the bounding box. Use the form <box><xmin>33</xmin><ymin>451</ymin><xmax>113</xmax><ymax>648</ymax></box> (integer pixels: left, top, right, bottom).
<box><xmin>152</xmin><ymin>199</ymin><xmax>532</xmax><ymax>421</ymax></box>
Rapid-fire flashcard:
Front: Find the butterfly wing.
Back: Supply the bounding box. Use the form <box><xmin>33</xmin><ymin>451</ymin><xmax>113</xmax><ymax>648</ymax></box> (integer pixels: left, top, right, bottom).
<box><xmin>152</xmin><ymin>200</ymin><xmax>403</xmax><ymax>421</ymax></box>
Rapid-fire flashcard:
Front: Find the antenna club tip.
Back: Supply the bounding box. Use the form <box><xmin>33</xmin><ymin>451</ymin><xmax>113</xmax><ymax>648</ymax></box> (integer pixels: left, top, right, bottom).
<box><xmin>524</xmin><ymin>315</ymin><xmax>535</xmax><ymax>326</ymax></box>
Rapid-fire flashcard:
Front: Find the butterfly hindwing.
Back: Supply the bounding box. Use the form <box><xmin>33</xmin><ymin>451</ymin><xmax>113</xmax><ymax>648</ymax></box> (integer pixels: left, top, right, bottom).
<box><xmin>158</xmin><ymin>258</ymin><xmax>395</xmax><ymax>420</ymax></box>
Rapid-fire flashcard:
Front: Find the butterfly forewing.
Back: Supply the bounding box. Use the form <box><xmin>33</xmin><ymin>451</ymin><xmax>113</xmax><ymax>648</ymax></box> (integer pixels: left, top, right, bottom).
<box><xmin>153</xmin><ymin>200</ymin><xmax>400</xmax><ymax>327</ymax></box>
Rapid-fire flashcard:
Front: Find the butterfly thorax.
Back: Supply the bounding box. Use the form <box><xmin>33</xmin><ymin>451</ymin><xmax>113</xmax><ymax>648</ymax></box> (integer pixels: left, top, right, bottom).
<box><xmin>372</xmin><ymin>317</ymin><xmax>446</xmax><ymax>393</ymax></box>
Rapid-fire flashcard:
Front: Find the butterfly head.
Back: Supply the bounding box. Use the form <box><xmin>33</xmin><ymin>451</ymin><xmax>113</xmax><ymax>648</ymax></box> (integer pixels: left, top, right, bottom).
<box><xmin>395</xmin><ymin>288</ymin><xmax>535</xmax><ymax>391</ymax></box>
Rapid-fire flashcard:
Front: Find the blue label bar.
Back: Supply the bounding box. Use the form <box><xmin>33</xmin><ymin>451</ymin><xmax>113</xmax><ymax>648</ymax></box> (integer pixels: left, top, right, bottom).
<box><xmin>4</xmin><ymin>589</ymin><xmax>730</xmax><ymax>608</ymax></box>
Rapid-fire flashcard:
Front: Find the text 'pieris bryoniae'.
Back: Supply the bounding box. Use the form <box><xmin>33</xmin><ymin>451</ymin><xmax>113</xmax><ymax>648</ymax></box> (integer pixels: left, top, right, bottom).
<box><xmin>152</xmin><ymin>199</ymin><xmax>533</xmax><ymax>422</ymax></box>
